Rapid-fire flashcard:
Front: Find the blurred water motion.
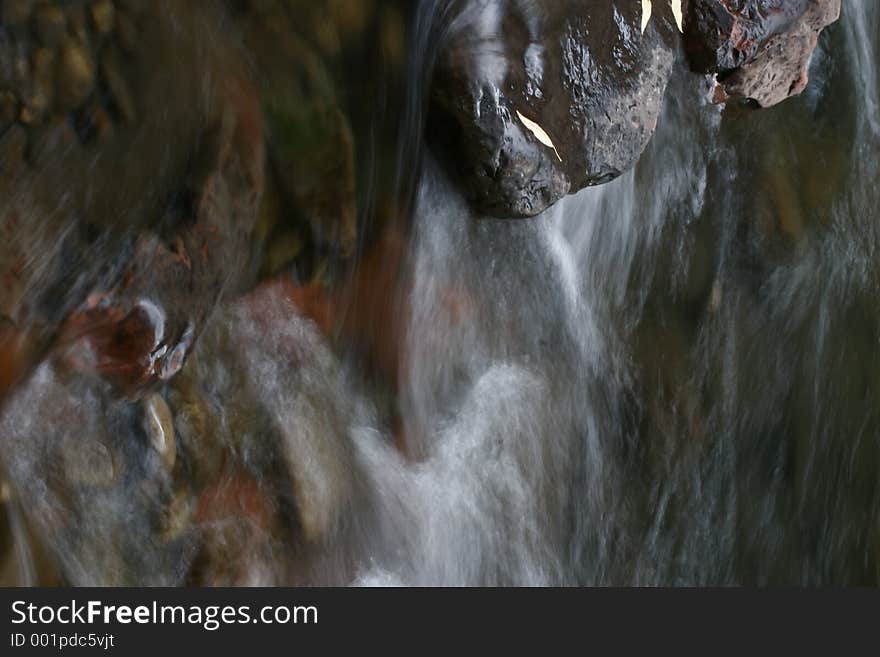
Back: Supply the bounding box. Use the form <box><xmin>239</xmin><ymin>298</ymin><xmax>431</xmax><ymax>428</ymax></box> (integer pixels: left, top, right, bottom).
<box><xmin>1</xmin><ymin>1</ymin><xmax>879</xmax><ymax>585</ymax></box>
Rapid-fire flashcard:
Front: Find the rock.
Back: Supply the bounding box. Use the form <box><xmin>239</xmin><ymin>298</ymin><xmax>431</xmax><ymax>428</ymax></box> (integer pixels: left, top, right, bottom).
<box><xmin>65</xmin><ymin>5</ymin><xmax>91</xmax><ymax>45</ymax></box>
<box><xmin>158</xmin><ymin>489</ymin><xmax>195</xmax><ymax>543</ymax></box>
<box><xmin>114</xmin><ymin>10</ymin><xmax>137</xmax><ymax>54</ymax></box>
<box><xmin>428</xmin><ymin>0</ymin><xmax>677</xmax><ymax>218</ymax></box>
<box><xmin>684</xmin><ymin>0</ymin><xmax>807</xmax><ymax>73</ymax></box>
<box><xmin>262</xmin><ymin>229</ymin><xmax>303</xmax><ymax>277</ymax></box>
<box><xmin>0</xmin><ymin>4</ymin><xmax>265</xmax><ymax>401</ymax></box>
<box><xmin>0</xmin><ymin>89</ymin><xmax>18</xmax><ymax>129</ymax></box>
<box><xmin>0</xmin><ymin>123</ymin><xmax>27</xmax><ymax>172</ymax></box>
<box><xmin>683</xmin><ymin>0</ymin><xmax>842</xmax><ymax>108</ymax></box>
<box><xmin>56</xmin><ymin>37</ymin><xmax>95</xmax><ymax>110</ymax></box>
<box><xmin>59</xmin><ymin>432</ymin><xmax>120</xmax><ymax>488</ymax></box>
<box><xmin>32</xmin><ymin>2</ymin><xmax>67</xmax><ymax>48</ymax></box>
<box><xmin>267</xmin><ymin>103</ymin><xmax>357</xmax><ymax>255</ymax></box>
<box><xmin>167</xmin><ymin>361</ymin><xmax>225</xmax><ymax>487</ymax></box>
<box><xmin>90</xmin><ymin>0</ymin><xmax>115</xmax><ymax>36</ymax></box>
<box><xmin>114</xmin><ymin>0</ymin><xmax>145</xmax><ymax>19</ymax></box>
<box><xmin>240</xmin><ymin>3</ymin><xmax>358</xmax><ymax>257</ymax></box>
<box><xmin>74</xmin><ymin>98</ymin><xmax>114</xmax><ymax>141</ymax></box>
<box><xmin>100</xmin><ymin>46</ymin><xmax>136</xmax><ymax>123</ymax></box>
<box><xmin>0</xmin><ymin>0</ymin><xmax>36</xmax><ymax>27</ymax></box>
<box><xmin>708</xmin><ymin>280</ymin><xmax>722</xmax><ymax>313</ymax></box>
<box><xmin>192</xmin><ymin>475</ymin><xmax>281</xmax><ymax>586</ymax></box>
<box><xmin>20</xmin><ymin>46</ymin><xmax>53</xmax><ymax>125</ymax></box>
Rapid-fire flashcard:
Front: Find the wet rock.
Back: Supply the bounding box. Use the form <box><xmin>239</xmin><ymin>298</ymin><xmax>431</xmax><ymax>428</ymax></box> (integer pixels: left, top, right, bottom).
<box><xmin>158</xmin><ymin>488</ymin><xmax>195</xmax><ymax>543</ymax></box>
<box><xmin>329</xmin><ymin>0</ymin><xmax>374</xmax><ymax>41</ymax></box>
<box><xmin>32</xmin><ymin>2</ymin><xmax>66</xmax><ymax>48</ymax></box>
<box><xmin>683</xmin><ymin>0</ymin><xmax>842</xmax><ymax>107</ymax></box>
<box><xmin>114</xmin><ymin>10</ymin><xmax>137</xmax><ymax>54</ymax></box>
<box><xmin>74</xmin><ymin>97</ymin><xmax>114</xmax><ymax>141</ymax></box>
<box><xmin>0</xmin><ymin>89</ymin><xmax>18</xmax><ymax>129</ymax></box>
<box><xmin>191</xmin><ymin>468</ymin><xmax>281</xmax><ymax>586</ymax></box>
<box><xmin>0</xmin><ymin>3</ymin><xmax>265</xmax><ymax>402</ymax></box>
<box><xmin>59</xmin><ymin>433</ymin><xmax>120</xmax><ymax>488</ymax></box>
<box><xmin>65</xmin><ymin>5</ymin><xmax>91</xmax><ymax>46</ymax></box>
<box><xmin>167</xmin><ymin>362</ymin><xmax>225</xmax><ymax>487</ymax></box>
<box><xmin>90</xmin><ymin>0</ymin><xmax>115</xmax><ymax>36</ymax></box>
<box><xmin>20</xmin><ymin>46</ymin><xmax>53</xmax><ymax>125</ymax></box>
<box><xmin>262</xmin><ymin>230</ymin><xmax>303</xmax><ymax>277</ymax></box>
<box><xmin>240</xmin><ymin>3</ymin><xmax>358</xmax><ymax>257</ymax></box>
<box><xmin>267</xmin><ymin>103</ymin><xmax>357</xmax><ymax>255</ymax></box>
<box><xmin>0</xmin><ymin>0</ymin><xmax>36</xmax><ymax>27</ymax></box>
<box><xmin>684</xmin><ymin>0</ymin><xmax>807</xmax><ymax>73</ymax></box>
<box><xmin>429</xmin><ymin>0</ymin><xmax>677</xmax><ymax>218</ymax></box>
<box><xmin>114</xmin><ymin>0</ymin><xmax>145</xmax><ymax>19</ymax></box>
<box><xmin>56</xmin><ymin>37</ymin><xmax>95</xmax><ymax>110</ymax></box>
<box><xmin>0</xmin><ymin>123</ymin><xmax>27</xmax><ymax>171</ymax></box>
<box><xmin>100</xmin><ymin>46</ymin><xmax>135</xmax><ymax>123</ymax></box>
<box><xmin>54</xmin><ymin>32</ymin><xmax>265</xmax><ymax>397</ymax></box>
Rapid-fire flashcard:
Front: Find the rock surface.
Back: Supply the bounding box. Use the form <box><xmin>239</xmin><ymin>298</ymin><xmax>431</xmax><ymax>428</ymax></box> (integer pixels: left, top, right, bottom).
<box><xmin>428</xmin><ymin>0</ymin><xmax>678</xmax><ymax>218</ymax></box>
<box><xmin>683</xmin><ymin>0</ymin><xmax>842</xmax><ymax>107</ymax></box>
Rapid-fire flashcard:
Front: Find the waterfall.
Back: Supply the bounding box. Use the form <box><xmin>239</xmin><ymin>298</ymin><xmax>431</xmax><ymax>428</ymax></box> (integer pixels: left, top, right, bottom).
<box><xmin>0</xmin><ymin>1</ymin><xmax>877</xmax><ymax>586</ymax></box>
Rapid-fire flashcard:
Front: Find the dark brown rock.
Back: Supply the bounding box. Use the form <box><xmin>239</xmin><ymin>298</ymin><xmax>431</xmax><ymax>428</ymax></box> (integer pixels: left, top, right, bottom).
<box><xmin>55</xmin><ymin>37</ymin><xmax>95</xmax><ymax>110</ymax></box>
<box><xmin>429</xmin><ymin>0</ymin><xmax>678</xmax><ymax>218</ymax></box>
<box><xmin>90</xmin><ymin>0</ymin><xmax>115</xmax><ymax>36</ymax></box>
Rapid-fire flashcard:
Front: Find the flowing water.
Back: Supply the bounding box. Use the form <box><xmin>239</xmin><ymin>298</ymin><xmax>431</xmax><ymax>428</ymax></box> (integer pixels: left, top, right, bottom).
<box><xmin>1</xmin><ymin>1</ymin><xmax>879</xmax><ymax>586</ymax></box>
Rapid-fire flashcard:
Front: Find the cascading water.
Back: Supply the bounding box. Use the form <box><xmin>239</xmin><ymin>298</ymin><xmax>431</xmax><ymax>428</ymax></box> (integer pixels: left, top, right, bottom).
<box><xmin>0</xmin><ymin>0</ymin><xmax>878</xmax><ymax>586</ymax></box>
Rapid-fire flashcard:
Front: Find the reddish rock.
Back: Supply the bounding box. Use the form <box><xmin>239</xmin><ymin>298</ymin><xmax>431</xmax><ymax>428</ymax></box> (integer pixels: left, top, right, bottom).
<box><xmin>684</xmin><ymin>0</ymin><xmax>842</xmax><ymax>107</ymax></box>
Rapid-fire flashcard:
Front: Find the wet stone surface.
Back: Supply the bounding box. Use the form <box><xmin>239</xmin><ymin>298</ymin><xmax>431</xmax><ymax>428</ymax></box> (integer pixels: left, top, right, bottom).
<box><xmin>683</xmin><ymin>0</ymin><xmax>842</xmax><ymax>107</ymax></box>
<box><xmin>428</xmin><ymin>0</ymin><xmax>678</xmax><ymax>218</ymax></box>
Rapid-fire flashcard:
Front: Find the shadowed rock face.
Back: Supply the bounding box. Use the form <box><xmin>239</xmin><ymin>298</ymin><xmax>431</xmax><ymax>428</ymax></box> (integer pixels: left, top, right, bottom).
<box><xmin>428</xmin><ymin>0</ymin><xmax>678</xmax><ymax>218</ymax></box>
<box><xmin>684</xmin><ymin>0</ymin><xmax>842</xmax><ymax>107</ymax></box>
